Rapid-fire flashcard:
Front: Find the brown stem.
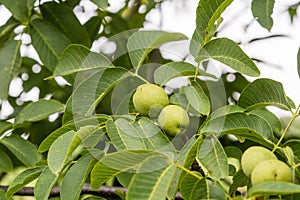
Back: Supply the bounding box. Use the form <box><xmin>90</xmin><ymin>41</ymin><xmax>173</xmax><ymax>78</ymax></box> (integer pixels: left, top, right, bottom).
<box><xmin>0</xmin><ymin>184</ymin><xmax>184</xmax><ymax>199</ymax></box>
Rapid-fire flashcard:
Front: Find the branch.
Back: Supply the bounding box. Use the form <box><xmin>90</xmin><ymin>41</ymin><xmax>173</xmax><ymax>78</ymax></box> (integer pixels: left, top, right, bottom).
<box><xmin>0</xmin><ymin>184</ymin><xmax>184</xmax><ymax>199</ymax></box>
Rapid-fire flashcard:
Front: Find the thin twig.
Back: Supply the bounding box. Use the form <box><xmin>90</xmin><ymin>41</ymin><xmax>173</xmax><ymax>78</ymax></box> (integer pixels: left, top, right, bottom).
<box><xmin>0</xmin><ymin>184</ymin><xmax>184</xmax><ymax>199</ymax></box>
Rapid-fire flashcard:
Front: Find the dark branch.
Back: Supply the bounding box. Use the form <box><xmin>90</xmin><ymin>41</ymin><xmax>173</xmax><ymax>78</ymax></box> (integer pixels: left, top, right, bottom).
<box><xmin>0</xmin><ymin>184</ymin><xmax>184</xmax><ymax>199</ymax></box>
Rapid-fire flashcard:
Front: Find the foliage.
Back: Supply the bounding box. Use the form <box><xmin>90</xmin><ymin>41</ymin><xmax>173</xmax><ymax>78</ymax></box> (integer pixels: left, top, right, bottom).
<box><xmin>0</xmin><ymin>0</ymin><xmax>300</xmax><ymax>199</ymax></box>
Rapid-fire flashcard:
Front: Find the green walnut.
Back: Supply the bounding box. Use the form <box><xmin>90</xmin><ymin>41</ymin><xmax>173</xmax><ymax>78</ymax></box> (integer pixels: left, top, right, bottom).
<box><xmin>133</xmin><ymin>84</ymin><xmax>169</xmax><ymax>117</ymax></box>
<box><xmin>157</xmin><ymin>105</ymin><xmax>189</xmax><ymax>137</ymax></box>
<box><xmin>241</xmin><ymin>146</ymin><xmax>277</xmax><ymax>177</ymax></box>
<box><xmin>251</xmin><ymin>159</ymin><xmax>293</xmax><ymax>186</ymax></box>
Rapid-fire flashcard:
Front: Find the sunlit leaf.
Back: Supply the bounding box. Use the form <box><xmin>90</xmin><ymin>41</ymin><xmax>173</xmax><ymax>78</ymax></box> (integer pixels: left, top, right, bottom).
<box><xmin>238</xmin><ymin>78</ymin><xmax>291</xmax><ymax>111</ymax></box>
<box><xmin>190</xmin><ymin>0</ymin><xmax>233</xmax><ymax>56</ymax></box>
<box><xmin>247</xmin><ymin>181</ymin><xmax>300</xmax><ymax>197</ymax></box>
<box><xmin>249</xmin><ymin>108</ymin><xmax>282</xmax><ymax>135</ymax></box>
<box><xmin>195</xmin><ymin>38</ymin><xmax>260</xmax><ymax>77</ymax></box>
<box><xmin>184</xmin><ymin>80</ymin><xmax>210</xmax><ymax>115</ymax></box>
<box><xmin>41</xmin><ymin>2</ymin><xmax>91</xmax><ymax>47</ymax></box>
<box><xmin>63</xmin><ymin>67</ymin><xmax>129</xmax><ymax>123</ymax></box>
<box><xmin>48</xmin><ymin>130</ymin><xmax>81</xmax><ymax>174</ymax></box>
<box><xmin>5</xmin><ymin>166</ymin><xmax>45</xmax><ymax>198</ymax></box>
<box><xmin>38</xmin><ymin>115</ymin><xmax>109</xmax><ymax>153</ymax></box>
<box><xmin>127</xmin><ymin>30</ymin><xmax>187</xmax><ymax>68</ymax></box>
<box><xmin>127</xmin><ymin>164</ymin><xmax>177</xmax><ymax>200</ymax></box>
<box><xmin>197</xmin><ymin>135</ymin><xmax>228</xmax><ymax>179</ymax></box>
<box><xmin>251</xmin><ymin>0</ymin><xmax>275</xmax><ymax>31</ymax></box>
<box><xmin>209</xmin><ymin>105</ymin><xmax>245</xmax><ymax>120</ymax></box>
<box><xmin>153</xmin><ymin>61</ymin><xmax>216</xmax><ymax>86</ymax></box>
<box><xmin>91</xmin><ymin>150</ymin><xmax>170</xmax><ymax>190</ymax></box>
<box><xmin>14</xmin><ymin>99</ymin><xmax>64</xmax><ymax>125</ymax></box>
<box><xmin>53</xmin><ymin>44</ymin><xmax>111</xmax><ymax>76</ymax></box>
<box><xmin>201</xmin><ymin>112</ymin><xmax>274</xmax><ymax>147</ymax></box>
<box><xmin>34</xmin><ymin>167</ymin><xmax>58</xmax><ymax>200</ymax></box>
<box><xmin>106</xmin><ymin>118</ymin><xmax>146</xmax><ymax>150</ymax></box>
<box><xmin>0</xmin><ymin>135</ymin><xmax>40</xmax><ymax>167</ymax></box>
<box><xmin>0</xmin><ymin>39</ymin><xmax>21</xmax><ymax>99</ymax></box>
<box><xmin>30</xmin><ymin>19</ymin><xmax>71</xmax><ymax>71</ymax></box>
<box><xmin>61</xmin><ymin>154</ymin><xmax>98</xmax><ymax>200</ymax></box>
<box><xmin>136</xmin><ymin>117</ymin><xmax>176</xmax><ymax>159</ymax></box>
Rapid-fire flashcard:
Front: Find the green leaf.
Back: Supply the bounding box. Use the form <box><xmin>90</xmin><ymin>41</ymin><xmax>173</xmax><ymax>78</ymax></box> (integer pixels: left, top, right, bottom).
<box><xmin>61</xmin><ymin>154</ymin><xmax>98</xmax><ymax>200</ymax></box>
<box><xmin>38</xmin><ymin>115</ymin><xmax>109</xmax><ymax>152</ymax></box>
<box><xmin>0</xmin><ymin>18</ymin><xmax>19</xmax><ymax>45</ymax></box>
<box><xmin>251</xmin><ymin>0</ymin><xmax>275</xmax><ymax>31</ymax></box>
<box><xmin>190</xmin><ymin>0</ymin><xmax>233</xmax><ymax>56</ymax></box>
<box><xmin>229</xmin><ymin>170</ymin><xmax>249</xmax><ymax>195</ymax></box>
<box><xmin>27</xmin><ymin>0</ymin><xmax>35</xmax><ymax>11</ymax></box>
<box><xmin>84</xmin><ymin>16</ymin><xmax>102</xmax><ymax>42</ymax></box>
<box><xmin>91</xmin><ymin>150</ymin><xmax>170</xmax><ymax>190</ymax></box>
<box><xmin>77</xmin><ymin>125</ymin><xmax>106</xmax><ymax>149</ymax></box>
<box><xmin>82</xmin><ymin>196</ymin><xmax>107</xmax><ymax>200</ymax></box>
<box><xmin>136</xmin><ymin>117</ymin><xmax>176</xmax><ymax>159</ymax></box>
<box><xmin>14</xmin><ymin>99</ymin><xmax>64</xmax><ymax>125</ymax></box>
<box><xmin>106</xmin><ymin>118</ymin><xmax>146</xmax><ymax>150</ymax></box>
<box><xmin>90</xmin><ymin>0</ymin><xmax>108</xmax><ymax>10</ymax></box>
<box><xmin>197</xmin><ymin>135</ymin><xmax>228</xmax><ymax>179</ymax></box>
<box><xmin>201</xmin><ymin>113</ymin><xmax>274</xmax><ymax>147</ymax></box>
<box><xmin>238</xmin><ymin>78</ymin><xmax>291</xmax><ymax>111</ymax></box>
<box><xmin>180</xmin><ymin>174</ymin><xmax>226</xmax><ymax>200</ymax></box>
<box><xmin>0</xmin><ymin>39</ymin><xmax>21</xmax><ymax>99</ymax></box>
<box><xmin>297</xmin><ymin>47</ymin><xmax>300</xmax><ymax>79</ymax></box>
<box><xmin>195</xmin><ymin>38</ymin><xmax>260</xmax><ymax>77</ymax></box>
<box><xmin>127</xmin><ymin>30</ymin><xmax>187</xmax><ymax>68</ymax></box>
<box><xmin>34</xmin><ymin>167</ymin><xmax>58</xmax><ymax>200</ymax></box>
<box><xmin>0</xmin><ymin>121</ymin><xmax>12</xmax><ymax>136</ymax></box>
<box><xmin>0</xmin><ymin>135</ymin><xmax>40</xmax><ymax>167</ymax></box>
<box><xmin>38</xmin><ymin>122</ymin><xmax>75</xmax><ymax>153</ymax></box>
<box><xmin>249</xmin><ymin>108</ymin><xmax>282</xmax><ymax>135</ymax></box>
<box><xmin>63</xmin><ymin>67</ymin><xmax>129</xmax><ymax>122</ymax></box>
<box><xmin>53</xmin><ymin>44</ymin><xmax>111</xmax><ymax>77</ymax></box>
<box><xmin>184</xmin><ymin>80</ymin><xmax>210</xmax><ymax>115</ymax></box>
<box><xmin>209</xmin><ymin>105</ymin><xmax>245</xmax><ymax>120</ymax></box>
<box><xmin>247</xmin><ymin>181</ymin><xmax>300</xmax><ymax>197</ymax></box>
<box><xmin>153</xmin><ymin>61</ymin><xmax>216</xmax><ymax>86</ymax></box>
<box><xmin>41</xmin><ymin>2</ymin><xmax>91</xmax><ymax>47</ymax></box>
<box><xmin>6</xmin><ymin>166</ymin><xmax>45</xmax><ymax>198</ymax></box>
<box><xmin>0</xmin><ymin>190</ymin><xmax>7</xmax><ymax>200</ymax></box>
<box><xmin>30</xmin><ymin>19</ymin><xmax>71</xmax><ymax>71</ymax></box>
<box><xmin>48</xmin><ymin>130</ymin><xmax>81</xmax><ymax>174</ymax></box>
<box><xmin>127</xmin><ymin>164</ymin><xmax>177</xmax><ymax>200</ymax></box>
<box><xmin>0</xmin><ymin>151</ymin><xmax>13</xmax><ymax>172</ymax></box>
<box><xmin>180</xmin><ymin>172</ymin><xmax>205</xmax><ymax>200</ymax></box>
<box><xmin>0</xmin><ymin>0</ymin><xmax>29</xmax><ymax>22</ymax></box>
<box><xmin>170</xmin><ymin>136</ymin><xmax>199</xmax><ymax>199</ymax></box>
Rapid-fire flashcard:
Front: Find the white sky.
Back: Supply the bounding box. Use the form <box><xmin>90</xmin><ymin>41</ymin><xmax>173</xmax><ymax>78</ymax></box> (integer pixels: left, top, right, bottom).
<box><xmin>0</xmin><ymin>0</ymin><xmax>300</xmax><ymax>117</ymax></box>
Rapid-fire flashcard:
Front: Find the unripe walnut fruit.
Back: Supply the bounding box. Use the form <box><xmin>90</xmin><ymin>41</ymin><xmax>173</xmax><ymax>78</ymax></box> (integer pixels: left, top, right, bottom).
<box><xmin>133</xmin><ymin>84</ymin><xmax>169</xmax><ymax>117</ymax></box>
<box><xmin>251</xmin><ymin>159</ymin><xmax>293</xmax><ymax>186</ymax></box>
<box><xmin>241</xmin><ymin>146</ymin><xmax>277</xmax><ymax>177</ymax></box>
<box><xmin>157</xmin><ymin>105</ymin><xmax>189</xmax><ymax>137</ymax></box>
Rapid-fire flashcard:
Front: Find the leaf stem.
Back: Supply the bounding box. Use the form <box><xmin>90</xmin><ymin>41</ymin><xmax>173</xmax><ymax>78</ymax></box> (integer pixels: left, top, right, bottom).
<box><xmin>194</xmin><ymin>62</ymin><xmax>201</xmax><ymax>81</ymax></box>
<box><xmin>272</xmin><ymin>104</ymin><xmax>300</xmax><ymax>152</ymax></box>
<box><xmin>128</xmin><ymin>71</ymin><xmax>150</xmax><ymax>84</ymax></box>
<box><xmin>176</xmin><ymin>165</ymin><xmax>202</xmax><ymax>180</ymax></box>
